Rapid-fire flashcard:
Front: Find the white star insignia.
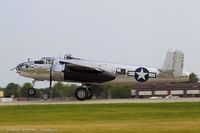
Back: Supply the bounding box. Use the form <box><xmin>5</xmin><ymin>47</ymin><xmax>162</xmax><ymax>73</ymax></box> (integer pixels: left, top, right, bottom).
<box><xmin>136</xmin><ymin>68</ymin><xmax>148</xmax><ymax>80</ymax></box>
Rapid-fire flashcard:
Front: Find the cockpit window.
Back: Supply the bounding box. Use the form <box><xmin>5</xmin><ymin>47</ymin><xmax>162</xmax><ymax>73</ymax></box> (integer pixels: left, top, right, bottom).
<box><xmin>40</xmin><ymin>58</ymin><xmax>53</xmax><ymax>64</ymax></box>
<box><xmin>64</xmin><ymin>54</ymin><xmax>74</xmax><ymax>59</ymax></box>
<box><xmin>34</xmin><ymin>60</ymin><xmax>44</xmax><ymax>64</ymax></box>
<box><xmin>46</xmin><ymin>59</ymin><xmax>52</xmax><ymax>64</ymax></box>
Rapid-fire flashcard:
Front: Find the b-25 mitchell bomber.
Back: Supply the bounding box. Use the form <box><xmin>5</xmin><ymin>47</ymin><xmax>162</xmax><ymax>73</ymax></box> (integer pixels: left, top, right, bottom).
<box><xmin>13</xmin><ymin>50</ymin><xmax>190</xmax><ymax>101</ymax></box>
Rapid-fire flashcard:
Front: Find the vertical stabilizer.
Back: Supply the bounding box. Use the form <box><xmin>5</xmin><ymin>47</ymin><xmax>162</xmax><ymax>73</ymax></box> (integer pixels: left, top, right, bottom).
<box><xmin>161</xmin><ymin>50</ymin><xmax>184</xmax><ymax>77</ymax></box>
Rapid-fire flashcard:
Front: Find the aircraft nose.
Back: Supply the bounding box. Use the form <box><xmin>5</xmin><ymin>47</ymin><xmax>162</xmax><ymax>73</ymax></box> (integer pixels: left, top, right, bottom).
<box><xmin>16</xmin><ymin>63</ymin><xmax>24</xmax><ymax>73</ymax></box>
<box><xmin>16</xmin><ymin>62</ymin><xmax>30</xmax><ymax>73</ymax></box>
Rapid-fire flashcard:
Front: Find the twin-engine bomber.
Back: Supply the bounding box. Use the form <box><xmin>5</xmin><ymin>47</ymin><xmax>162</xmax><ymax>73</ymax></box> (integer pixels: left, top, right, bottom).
<box><xmin>13</xmin><ymin>50</ymin><xmax>190</xmax><ymax>101</ymax></box>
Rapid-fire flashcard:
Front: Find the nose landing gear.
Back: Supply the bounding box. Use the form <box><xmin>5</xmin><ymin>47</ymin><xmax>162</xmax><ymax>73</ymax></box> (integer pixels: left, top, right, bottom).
<box><xmin>28</xmin><ymin>80</ymin><xmax>37</xmax><ymax>97</ymax></box>
<box><xmin>28</xmin><ymin>88</ymin><xmax>36</xmax><ymax>96</ymax></box>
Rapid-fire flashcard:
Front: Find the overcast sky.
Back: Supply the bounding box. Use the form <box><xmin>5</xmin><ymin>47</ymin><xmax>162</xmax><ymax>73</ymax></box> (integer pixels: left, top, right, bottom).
<box><xmin>0</xmin><ymin>0</ymin><xmax>199</xmax><ymax>87</ymax></box>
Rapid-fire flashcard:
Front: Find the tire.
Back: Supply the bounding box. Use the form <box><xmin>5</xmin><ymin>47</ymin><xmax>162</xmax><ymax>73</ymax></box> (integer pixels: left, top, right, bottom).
<box><xmin>28</xmin><ymin>88</ymin><xmax>36</xmax><ymax>97</ymax></box>
<box><xmin>75</xmin><ymin>87</ymin><xmax>89</xmax><ymax>101</ymax></box>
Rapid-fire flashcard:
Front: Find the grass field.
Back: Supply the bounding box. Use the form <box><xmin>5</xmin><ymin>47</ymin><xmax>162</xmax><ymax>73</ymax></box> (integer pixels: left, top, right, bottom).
<box><xmin>0</xmin><ymin>102</ymin><xmax>200</xmax><ymax>133</ymax></box>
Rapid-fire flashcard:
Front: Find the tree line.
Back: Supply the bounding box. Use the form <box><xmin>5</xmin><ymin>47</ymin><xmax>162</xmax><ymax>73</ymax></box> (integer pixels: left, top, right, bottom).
<box><xmin>0</xmin><ymin>82</ymin><xmax>133</xmax><ymax>99</ymax></box>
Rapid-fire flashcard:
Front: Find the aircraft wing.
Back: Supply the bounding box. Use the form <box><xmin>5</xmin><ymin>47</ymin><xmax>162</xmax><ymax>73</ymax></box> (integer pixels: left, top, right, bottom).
<box><xmin>63</xmin><ymin>62</ymin><xmax>103</xmax><ymax>74</ymax></box>
<box><xmin>58</xmin><ymin>61</ymin><xmax>115</xmax><ymax>83</ymax></box>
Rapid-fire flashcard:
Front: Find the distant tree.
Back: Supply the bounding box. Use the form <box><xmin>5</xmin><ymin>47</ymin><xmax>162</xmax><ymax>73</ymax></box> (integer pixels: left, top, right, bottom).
<box><xmin>19</xmin><ymin>82</ymin><xmax>32</xmax><ymax>97</ymax></box>
<box><xmin>62</xmin><ymin>84</ymin><xmax>76</xmax><ymax>98</ymax></box>
<box><xmin>109</xmin><ymin>85</ymin><xmax>132</xmax><ymax>99</ymax></box>
<box><xmin>0</xmin><ymin>86</ymin><xmax>3</xmax><ymax>91</ymax></box>
<box><xmin>4</xmin><ymin>83</ymin><xmax>20</xmax><ymax>97</ymax></box>
<box><xmin>190</xmin><ymin>73</ymin><xmax>199</xmax><ymax>83</ymax></box>
<box><xmin>90</xmin><ymin>85</ymin><xmax>107</xmax><ymax>99</ymax></box>
<box><xmin>102</xmin><ymin>85</ymin><xmax>132</xmax><ymax>99</ymax></box>
<box><xmin>52</xmin><ymin>82</ymin><xmax>77</xmax><ymax>98</ymax></box>
<box><xmin>52</xmin><ymin>82</ymin><xmax>64</xmax><ymax>98</ymax></box>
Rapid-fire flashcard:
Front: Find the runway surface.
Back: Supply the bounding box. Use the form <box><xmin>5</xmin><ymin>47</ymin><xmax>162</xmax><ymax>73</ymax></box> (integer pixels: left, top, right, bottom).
<box><xmin>1</xmin><ymin>98</ymin><xmax>200</xmax><ymax>106</ymax></box>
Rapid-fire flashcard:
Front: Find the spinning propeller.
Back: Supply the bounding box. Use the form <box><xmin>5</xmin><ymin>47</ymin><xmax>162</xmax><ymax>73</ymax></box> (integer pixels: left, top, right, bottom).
<box><xmin>50</xmin><ymin>61</ymin><xmax>54</xmax><ymax>89</ymax></box>
<box><xmin>10</xmin><ymin>67</ymin><xmax>16</xmax><ymax>71</ymax></box>
<box><xmin>49</xmin><ymin>60</ymin><xmax>54</xmax><ymax>99</ymax></box>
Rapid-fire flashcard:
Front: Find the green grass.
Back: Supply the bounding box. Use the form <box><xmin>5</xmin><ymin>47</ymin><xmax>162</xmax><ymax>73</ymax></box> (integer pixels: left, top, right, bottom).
<box><xmin>0</xmin><ymin>102</ymin><xmax>200</xmax><ymax>133</ymax></box>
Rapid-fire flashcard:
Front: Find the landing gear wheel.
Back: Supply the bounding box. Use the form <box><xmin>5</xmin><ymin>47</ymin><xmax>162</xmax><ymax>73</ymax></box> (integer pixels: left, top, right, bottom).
<box><xmin>28</xmin><ymin>88</ymin><xmax>36</xmax><ymax>97</ymax></box>
<box><xmin>75</xmin><ymin>87</ymin><xmax>89</xmax><ymax>101</ymax></box>
<box><xmin>86</xmin><ymin>88</ymin><xmax>93</xmax><ymax>99</ymax></box>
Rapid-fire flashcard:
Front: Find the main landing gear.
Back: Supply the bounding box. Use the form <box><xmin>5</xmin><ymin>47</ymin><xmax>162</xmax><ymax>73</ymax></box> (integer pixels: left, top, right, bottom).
<box><xmin>75</xmin><ymin>86</ymin><xmax>93</xmax><ymax>101</ymax></box>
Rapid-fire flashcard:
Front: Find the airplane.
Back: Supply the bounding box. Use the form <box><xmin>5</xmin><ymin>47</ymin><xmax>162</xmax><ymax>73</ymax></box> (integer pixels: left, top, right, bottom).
<box><xmin>13</xmin><ymin>50</ymin><xmax>190</xmax><ymax>101</ymax></box>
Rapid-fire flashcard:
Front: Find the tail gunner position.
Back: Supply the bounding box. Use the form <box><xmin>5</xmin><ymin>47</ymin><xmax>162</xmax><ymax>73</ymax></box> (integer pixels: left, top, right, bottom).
<box><xmin>13</xmin><ymin>50</ymin><xmax>190</xmax><ymax>101</ymax></box>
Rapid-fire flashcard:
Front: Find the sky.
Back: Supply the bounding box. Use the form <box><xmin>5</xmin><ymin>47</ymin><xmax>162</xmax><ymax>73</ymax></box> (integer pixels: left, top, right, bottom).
<box><xmin>0</xmin><ymin>0</ymin><xmax>199</xmax><ymax>87</ymax></box>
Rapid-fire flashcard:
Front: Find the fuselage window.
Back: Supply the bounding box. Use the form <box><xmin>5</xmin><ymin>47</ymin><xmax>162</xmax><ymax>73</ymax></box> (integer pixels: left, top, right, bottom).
<box><xmin>116</xmin><ymin>68</ymin><xmax>126</xmax><ymax>75</ymax></box>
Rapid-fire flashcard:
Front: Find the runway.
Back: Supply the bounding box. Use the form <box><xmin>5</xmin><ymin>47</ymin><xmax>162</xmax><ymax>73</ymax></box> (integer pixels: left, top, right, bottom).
<box><xmin>1</xmin><ymin>98</ymin><xmax>200</xmax><ymax>106</ymax></box>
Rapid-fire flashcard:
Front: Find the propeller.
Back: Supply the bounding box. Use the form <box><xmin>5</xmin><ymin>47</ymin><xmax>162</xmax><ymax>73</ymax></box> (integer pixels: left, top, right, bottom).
<box><xmin>10</xmin><ymin>67</ymin><xmax>16</xmax><ymax>71</ymax></box>
<box><xmin>49</xmin><ymin>60</ymin><xmax>54</xmax><ymax>99</ymax></box>
<box><xmin>50</xmin><ymin>65</ymin><xmax>53</xmax><ymax>89</ymax></box>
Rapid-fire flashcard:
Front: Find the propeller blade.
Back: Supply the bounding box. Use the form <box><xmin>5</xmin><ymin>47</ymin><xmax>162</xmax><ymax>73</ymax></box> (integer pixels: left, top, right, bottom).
<box><xmin>49</xmin><ymin>60</ymin><xmax>54</xmax><ymax>99</ymax></box>
<box><xmin>50</xmin><ymin>70</ymin><xmax>53</xmax><ymax>89</ymax></box>
<box><xmin>10</xmin><ymin>67</ymin><xmax>16</xmax><ymax>71</ymax></box>
<box><xmin>49</xmin><ymin>60</ymin><xmax>54</xmax><ymax>89</ymax></box>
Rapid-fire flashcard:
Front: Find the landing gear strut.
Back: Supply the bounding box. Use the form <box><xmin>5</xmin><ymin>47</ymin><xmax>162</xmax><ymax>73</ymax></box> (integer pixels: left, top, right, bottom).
<box><xmin>28</xmin><ymin>80</ymin><xmax>37</xmax><ymax>97</ymax></box>
<box><xmin>75</xmin><ymin>86</ymin><xmax>93</xmax><ymax>101</ymax></box>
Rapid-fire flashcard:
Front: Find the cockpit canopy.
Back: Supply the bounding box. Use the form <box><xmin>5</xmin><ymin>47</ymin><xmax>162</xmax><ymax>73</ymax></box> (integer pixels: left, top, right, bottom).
<box><xmin>64</xmin><ymin>54</ymin><xmax>74</xmax><ymax>59</ymax></box>
<box><xmin>64</xmin><ymin>53</ymin><xmax>81</xmax><ymax>60</ymax></box>
<box><xmin>34</xmin><ymin>57</ymin><xmax>53</xmax><ymax>64</ymax></box>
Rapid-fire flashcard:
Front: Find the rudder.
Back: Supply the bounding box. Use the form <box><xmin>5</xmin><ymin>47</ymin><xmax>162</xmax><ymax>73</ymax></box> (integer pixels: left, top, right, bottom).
<box><xmin>161</xmin><ymin>50</ymin><xmax>184</xmax><ymax>77</ymax></box>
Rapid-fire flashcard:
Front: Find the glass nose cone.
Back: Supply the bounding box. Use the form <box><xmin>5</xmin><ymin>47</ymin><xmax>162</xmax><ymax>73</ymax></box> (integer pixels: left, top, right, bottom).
<box><xmin>16</xmin><ymin>63</ymin><xmax>23</xmax><ymax>72</ymax></box>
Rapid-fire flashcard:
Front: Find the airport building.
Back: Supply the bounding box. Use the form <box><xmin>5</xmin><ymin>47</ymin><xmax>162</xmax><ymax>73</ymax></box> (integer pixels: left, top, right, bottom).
<box><xmin>132</xmin><ymin>83</ymin><xmax>200</xmax><ymax>98</ymax></box>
